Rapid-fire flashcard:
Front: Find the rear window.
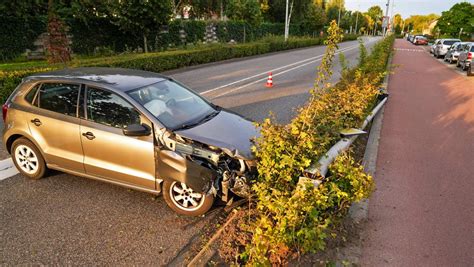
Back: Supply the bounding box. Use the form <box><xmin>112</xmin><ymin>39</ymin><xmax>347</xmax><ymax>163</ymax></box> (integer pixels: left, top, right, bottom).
<box><xmin>443</xmin><ymin>40</ymin><xmax>458</xmax><ymax>45</ymax></box>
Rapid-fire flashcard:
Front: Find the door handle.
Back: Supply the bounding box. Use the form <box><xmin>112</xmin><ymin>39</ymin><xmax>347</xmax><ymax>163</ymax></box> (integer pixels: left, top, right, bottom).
<box><xmin>30</xmin><ymin>118</ymin><xmax>41</xmax><ymax>126</ymax></box>
<box><xmin>82</xmin><ymin>132</ymin><xmax>95</xmax><ymax>140</ymax></box>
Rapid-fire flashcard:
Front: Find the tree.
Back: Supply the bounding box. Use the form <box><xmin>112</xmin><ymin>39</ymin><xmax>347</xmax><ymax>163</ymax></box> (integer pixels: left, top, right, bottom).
<box><xmin>47</xmin><ymin>0</ymin><xmax>71</xmax><ymax>63</ymax></box>
<box><xmin>111</xmin><ymin>0</ymin><xmax>172</xmax><ymax>53</ymax></box>
<box><xmin>302</xmin><ymin>3</ymin><xmax>326</xmax><ymax>33</ymax></box>
<box><xmin>436</xmin><ymin>2</ymin><xmax>474</xmax><ymax>39</ymax></box>
<box><xmin>325</xmin><ymin>0</ymin><xmax>344</xmax><ymax>10</ymax></box>
<box><xmin>393</xmin><ymin>13</ymin><xmax>403</xmax><ymax>34</ymax></box>
<box><xmin>404</xmin><ymin>14</ymin><xmax>439</xmax><ymax>34</ymax></box>
<box><xmin>366</xmin><ymin>5</ymin><xmax>383</xmax><ymax>34</ymax></box>
<box><xmin>263</xmin><ymin>0</ymin><xmax>313</xmax><ymax>23</ymax></box>
<box><xmin>226</xmin><ymin>0</ymin><xmax>263</xmax><ymax>26</ymax></box>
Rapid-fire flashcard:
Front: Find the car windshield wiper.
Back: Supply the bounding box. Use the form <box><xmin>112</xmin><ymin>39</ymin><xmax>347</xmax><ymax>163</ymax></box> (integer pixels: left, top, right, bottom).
<box><xmin>175</xmin><ymin>110</ymin><xmax>220</xmax><ymax>130</ymax></box>
<box><xmin>198</xmin><ymin>110</ymin><xmax>220</xmax><ymax>124</ymax></box>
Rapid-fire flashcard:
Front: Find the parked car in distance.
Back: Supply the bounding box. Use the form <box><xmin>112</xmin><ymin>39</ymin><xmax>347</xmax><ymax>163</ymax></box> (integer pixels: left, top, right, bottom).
<box><xmin>430</xmin><ymin>39</ymin><xmax>440</xmax><ymax>54</ymax></box>
<box><xmin>414</xmin><ymin>36</ymin><xmax>428</xmax><ymax>45</ymax></box>
<box><xmin>457</xmin><ymin>43</ymin><xmax>474</xmax><ymax>71</ymax></box>
<box><xmin>2</xmin><ymin>67</ymin><xmax>259</xmax><ymax>216</ymax></box>
<box><xmin>434</xmin><ymin>39</ymin><xmax>462</xmax><ymax>58</ymax></box>
<box><xmin>444</xmin><ymin>42</ymin><xmax>468</xmax><ymax>64</ymax></box>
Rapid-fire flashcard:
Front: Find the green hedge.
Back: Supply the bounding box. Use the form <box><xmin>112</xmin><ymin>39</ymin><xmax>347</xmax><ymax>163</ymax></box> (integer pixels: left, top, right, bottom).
<box><xmin>0</xmin><ymin>16</ymin><xmax>46</xmax><ymax>61</ymax></box>
<box><xmin>0</xmin><ymin>34</ymin><xmax>359</xmax><ymax>103</ymax></box>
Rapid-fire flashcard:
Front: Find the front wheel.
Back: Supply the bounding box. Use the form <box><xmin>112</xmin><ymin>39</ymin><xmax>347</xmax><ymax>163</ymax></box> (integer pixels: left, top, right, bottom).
<box><xmin>163</xmin><ymin>181</ymin><xmax>214</xmax><ymax>216</ymax></box>
<box><xmin>11</xmin><ymin>138</ymin><xmax>47</xmax><ymax>180</ymax></box>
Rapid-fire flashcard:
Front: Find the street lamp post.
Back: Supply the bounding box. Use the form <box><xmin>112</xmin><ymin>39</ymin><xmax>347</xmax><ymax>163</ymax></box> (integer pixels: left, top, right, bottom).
<box><xmin>337</xmin><ymin>0</ymin><xmax>342</xmax><ymax>27</ymax></box>
<box><xmin>355</xmin><ymin>11</ymin><xmax>359</xmax><ymax>34</ymax></box>
<box><xmin>284</xmin><ymin>0</ymin><xmax>289</xmax><ymax>41</ymax></box>
<box><xmin>383</xmin><ymin>0</ymin><xmax>390</xmax><ymax>36</ymax></box>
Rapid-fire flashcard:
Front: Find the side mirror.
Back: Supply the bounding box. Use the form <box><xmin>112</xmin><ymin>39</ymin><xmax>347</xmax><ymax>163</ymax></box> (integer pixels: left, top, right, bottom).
<box><xmin>123</xmin><ymin>123</ymin><xmax>151</xmax><ymax>136</ymax></box>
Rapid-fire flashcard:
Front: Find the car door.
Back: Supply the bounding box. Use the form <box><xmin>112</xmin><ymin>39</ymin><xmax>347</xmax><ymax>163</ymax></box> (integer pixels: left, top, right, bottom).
<box><xmin>26</xmin><ymin>82</ymin><xmax>84</xmax><ymax>173</ymax></box>
<box><xmin>458</xmin><ymin>45</ymin><xmax>467</xmax><ymax>62</ymax></box>
<box><xmin>80</xmin><ymin>86</ymin><xmax>155</xmax><ymax>189</ymax></box>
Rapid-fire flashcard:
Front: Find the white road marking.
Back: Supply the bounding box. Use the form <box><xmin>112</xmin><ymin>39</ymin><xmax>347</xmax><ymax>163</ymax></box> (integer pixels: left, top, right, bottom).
<box><xmin>210</xmin><ymin>44</ymin><xmax>362</xmax><ymax>99</ymax></box>
<box><xmin>201</xmin><ymin>42</ymin><xmax>365</xmax><ymax>95</ymax></box>
<box><xmin>0</xmin><ymin>157</ymin><xmax>18</xmax><ymax>181</ymax></box>
<box><xmin>394</xmin><ymin>48</ymin><xmax>425</xmax><ymax>52</ymax></box>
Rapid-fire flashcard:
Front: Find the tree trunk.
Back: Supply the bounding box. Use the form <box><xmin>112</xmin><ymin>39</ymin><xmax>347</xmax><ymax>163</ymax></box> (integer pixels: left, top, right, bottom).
<box><xmin>143</xmin><ymin>34</ymin><xmax>148</xmax><ymax>53</ymax></box>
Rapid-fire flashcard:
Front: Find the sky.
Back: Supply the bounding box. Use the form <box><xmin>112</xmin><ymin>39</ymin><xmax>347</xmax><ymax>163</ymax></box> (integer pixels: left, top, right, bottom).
<box><xmin>345</xmin><ymin>0</ymin><xmax>473</xmax><ymax>18</ymax></box>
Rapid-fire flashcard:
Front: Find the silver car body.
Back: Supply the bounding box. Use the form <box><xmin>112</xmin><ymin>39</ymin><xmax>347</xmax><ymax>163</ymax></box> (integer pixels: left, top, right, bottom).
<box><xmin>444</xmin><ymin>42</ymin><xmax>468</xmax><ymax>63</ymax></box>
<box><xmin>458</xmin><ymin>43</ymin><xmax>474</xmax><ymax>70</ymax></box>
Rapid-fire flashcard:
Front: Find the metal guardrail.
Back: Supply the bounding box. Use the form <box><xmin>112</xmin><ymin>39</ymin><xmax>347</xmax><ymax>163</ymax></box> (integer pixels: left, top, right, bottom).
<box><xmin>298</xmin><ymin>93</ymin><xmax>389</xmax><ymax>187</ymax></box>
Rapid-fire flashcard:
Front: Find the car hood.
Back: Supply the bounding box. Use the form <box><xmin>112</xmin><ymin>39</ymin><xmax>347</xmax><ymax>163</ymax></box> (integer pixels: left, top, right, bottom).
<box><xmin>175</xmin><ymin>110</ymin><xmax>260</xmax><ymax>160</ymax></box>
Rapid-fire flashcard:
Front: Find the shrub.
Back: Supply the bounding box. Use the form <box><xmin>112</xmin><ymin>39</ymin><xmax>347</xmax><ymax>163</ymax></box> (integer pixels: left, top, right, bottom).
<box><xmin>240</xmin><ymin>23</ymin><xmax>394</xmax><ymax>265</ymax></box>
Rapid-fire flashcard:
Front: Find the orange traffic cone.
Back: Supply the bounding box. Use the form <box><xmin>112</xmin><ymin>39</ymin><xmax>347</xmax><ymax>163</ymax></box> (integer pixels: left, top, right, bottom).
<box><xmin>265</xmin><ymin>72</ymin><xmax>273</xmax><ymax>88</ymax></box>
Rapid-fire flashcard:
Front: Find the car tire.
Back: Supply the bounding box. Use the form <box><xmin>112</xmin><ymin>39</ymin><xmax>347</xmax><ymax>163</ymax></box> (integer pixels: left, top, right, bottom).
<box><xmin>163</xmin><ymin>180</ymin><xmax>214</xmax><ymax>216</ymax></box>
<box><xmin>467</xmin><ymin>64</ymin><xmax>473</xmax><ymax>76</ymax></box>
<box><xmin>11</xmin><ymin>138</ymin><xmax>47</xmax><ymax>180</ymax></box>
<box><xmin>456</xmin><ymin>61</ymin><xmax>461</xmax><ymax>68</ymax></box>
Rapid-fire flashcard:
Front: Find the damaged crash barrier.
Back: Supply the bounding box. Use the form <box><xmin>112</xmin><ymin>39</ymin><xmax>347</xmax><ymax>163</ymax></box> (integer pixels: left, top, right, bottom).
<box><xmin>297</xmin><ymin>88</ymin><xmax>389</xmax><ymax>190</ymax></box>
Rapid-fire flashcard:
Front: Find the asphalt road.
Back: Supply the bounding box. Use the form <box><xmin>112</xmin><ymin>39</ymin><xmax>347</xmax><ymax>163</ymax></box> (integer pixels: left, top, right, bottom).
<box><xmin>361</xmin><ymin>39</ymin><xmax>474</xmax><ymax>266</ymax></box>
<box><xmin>0</xmin><ymin>36</ymin><xmax>380</xmax><ymax>265</ymax></box>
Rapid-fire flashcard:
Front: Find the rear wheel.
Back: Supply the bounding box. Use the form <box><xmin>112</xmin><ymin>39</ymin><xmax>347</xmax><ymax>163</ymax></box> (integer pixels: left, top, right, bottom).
<box><xmin>467</xmin><ymin>64</ymin><xmax>473</xmax><ymax>76</ymax></box>
<box><xmin>163</xmin><ymin>180</ymin><xmax>214</xmax><ymax>216</ymax></box>
<box><xmin>11</xmin><ymin>138</ymin><xmax>46</xmax><ymax>180</ymax></box>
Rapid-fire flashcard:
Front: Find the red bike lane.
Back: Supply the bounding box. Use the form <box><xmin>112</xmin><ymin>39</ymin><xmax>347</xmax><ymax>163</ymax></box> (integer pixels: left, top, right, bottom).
<box><xmin>361</xmin><ymin>39</ymin><xmax>474</xmax><ymax>266</ymax></box>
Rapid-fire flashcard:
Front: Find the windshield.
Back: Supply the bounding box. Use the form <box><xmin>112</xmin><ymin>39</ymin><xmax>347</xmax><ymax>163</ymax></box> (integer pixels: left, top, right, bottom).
<box><xmin>443</xmin><ymin>40</ymin><xmax>458</xmax><ymax>46</ymax></box>
<box><xmin>128</xmin><ymin>80</ymin><xmax>216</xmax><ymax>129</ymax></box>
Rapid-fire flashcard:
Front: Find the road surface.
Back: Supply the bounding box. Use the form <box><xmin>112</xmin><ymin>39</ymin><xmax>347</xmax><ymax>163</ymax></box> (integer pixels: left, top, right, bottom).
<box><xmin>0</xmin><ymin>37</ymin><xmax>380</xmax><ymax>265</ymax></box>
<box><xmin>361</xmin><ymin>39</ymin><xmax>474</xmax><ymax>266</ymax></box>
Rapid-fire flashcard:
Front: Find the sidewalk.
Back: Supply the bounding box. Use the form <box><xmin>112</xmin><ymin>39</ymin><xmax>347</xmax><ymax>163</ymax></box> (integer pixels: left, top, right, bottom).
<box><xmin>361</xmin><ymin>40</ymin><xmax>474</xmax><ymax>266</ymax></box>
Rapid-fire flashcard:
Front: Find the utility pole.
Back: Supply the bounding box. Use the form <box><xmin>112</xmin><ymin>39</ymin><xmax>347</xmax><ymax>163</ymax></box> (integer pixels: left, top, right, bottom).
<box><xmin>284</xmin><ymin>0</ymin><xmax>289</xmax><ymax>41</ymax></box>
<box><xmin>355</xmin><ymin>12</ymin><xmax>359</xmax><ymax>34</ymax></box>
<box><xmin>383</xmin><ymin>0</ymin><xmax>390</xmax><ymax>36</ymax></box>
<box><xmin>390</xmin><ymin>0</ymin><xmax>395</xmax><ymax>33</ymax></box>
<box><xmin>337</xmin><ymin>0</ymin><xmax>342</xmax><ymax>27</ymax></box>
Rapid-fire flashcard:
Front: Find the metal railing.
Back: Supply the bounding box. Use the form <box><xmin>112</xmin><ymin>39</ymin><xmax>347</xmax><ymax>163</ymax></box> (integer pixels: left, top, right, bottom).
<box><xmin>298</xmin><ymin>92</ymin><xmax>389</xmax><ymax>187</ymax></box>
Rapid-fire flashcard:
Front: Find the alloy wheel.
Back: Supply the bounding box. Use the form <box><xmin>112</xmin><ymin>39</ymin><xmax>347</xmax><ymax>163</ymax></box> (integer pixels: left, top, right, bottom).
<box><xmin>169</xmin><ymin>182</ymin><xmax>205</xmax><ymax>211</ymax></box>
<box><xmin>14</xmin><ymin>145</ymin><xmax>39</xmax><ymax>174</ymax></box>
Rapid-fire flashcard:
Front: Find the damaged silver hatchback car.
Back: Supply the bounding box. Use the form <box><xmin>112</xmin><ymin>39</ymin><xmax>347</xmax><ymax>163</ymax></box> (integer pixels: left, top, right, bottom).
<box><xmin>2</xmin><ymin>67</ymin><xmax>258</xmax><ymax>216</ymax></box>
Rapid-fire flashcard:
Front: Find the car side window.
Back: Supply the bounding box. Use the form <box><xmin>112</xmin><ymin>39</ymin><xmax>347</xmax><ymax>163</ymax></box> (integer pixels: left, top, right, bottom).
<box><xmin>25</xmin><ymin>84</ymin><xmax>41</xmax><ymax>104</ymax></box>
<box><xmin>37</xmin><ymin>83</ymin><xmax>79</xmax><ymax>117</ymax></box>
<box><xmin>86</xmin><ymin>87</ymin><xmax>140</xmax><ymax>129</ymax></box>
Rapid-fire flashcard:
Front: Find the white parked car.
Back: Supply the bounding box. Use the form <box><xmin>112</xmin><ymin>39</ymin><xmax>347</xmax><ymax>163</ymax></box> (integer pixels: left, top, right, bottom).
<box><xmin>430</xmin><ymin>39</ymin><xmax>440</xmax><ymax>54</ymax></box>
<box><xmin>434</xmin><ymin>39</ymin><xmax>461</xmax><ymax>58</ymax></box>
